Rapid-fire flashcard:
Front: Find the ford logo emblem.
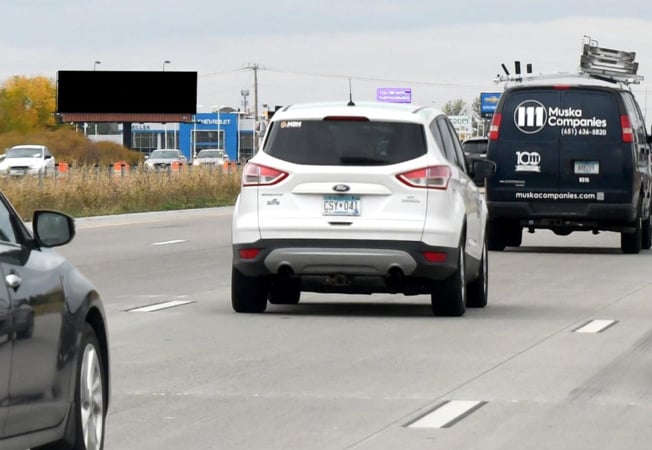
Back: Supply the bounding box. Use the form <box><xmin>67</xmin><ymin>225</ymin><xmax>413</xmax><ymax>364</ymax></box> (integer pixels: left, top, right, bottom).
<box><xmin>333</xmin><ymin>184</ymin><xmax>350</xmax><ymax>192</ymax></box>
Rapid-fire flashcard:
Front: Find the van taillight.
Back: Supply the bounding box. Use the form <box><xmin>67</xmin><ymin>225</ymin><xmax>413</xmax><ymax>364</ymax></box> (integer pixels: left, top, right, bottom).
<box><xmin>488</xmin><ymin>113</ymin><xmax>502</xmax><ymax>141</ymax></box>
<box><xmin>621</xmin><ymin>115</ymin><xmax>634</xmax><ymax>143</ymax></box>
<box><xmin>242</xmin><ymin>162</ymin><xmax>288</xmax><ymax>186</ymax></box>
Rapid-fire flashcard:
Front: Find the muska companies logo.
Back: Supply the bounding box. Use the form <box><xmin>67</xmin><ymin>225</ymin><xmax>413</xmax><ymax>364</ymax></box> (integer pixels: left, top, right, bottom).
<box><xmin>513</xmin><ymin>100</ymin><xmax>608</xmax><ymax>134</ymax></box>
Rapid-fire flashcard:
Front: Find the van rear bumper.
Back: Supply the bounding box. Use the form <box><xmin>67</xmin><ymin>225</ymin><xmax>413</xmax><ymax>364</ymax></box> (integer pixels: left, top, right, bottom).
<box><xmin>488</xmin><ymin>201</ymin><xmax>637</xmax><ymax>224</ymax></box>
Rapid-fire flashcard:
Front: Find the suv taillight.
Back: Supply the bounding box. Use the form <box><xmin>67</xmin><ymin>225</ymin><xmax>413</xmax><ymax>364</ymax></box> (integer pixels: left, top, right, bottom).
<box><xmin>621</xmin><ymin>115</ymin><xmax>634</xmax><ymax>143</ymax></box>
<box><xmin>488</xmin><ymin>113</ymin><xmax>502</xmax><ymax>141</ymax></box>
<box><xmin>242</xmin><ymin>162</ymin><xmax>288</xmax><ymax>186</ymax></box>
<box><xmin>397</xmin><ymin>166</ymin><xmax>451</xmax><ymax>190</ymax></box>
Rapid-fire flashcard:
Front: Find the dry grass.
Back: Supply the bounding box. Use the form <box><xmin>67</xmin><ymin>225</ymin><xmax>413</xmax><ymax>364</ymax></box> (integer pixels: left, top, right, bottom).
<box><xmin>0</xmin><ymin>165</ymin><xmax>242</xmax><ymax>221</ymax></box>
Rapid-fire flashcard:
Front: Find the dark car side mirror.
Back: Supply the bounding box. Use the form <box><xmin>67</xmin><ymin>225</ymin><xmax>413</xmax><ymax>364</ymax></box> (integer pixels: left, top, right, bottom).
<box><xmin>468</xmin><ymin>158</ymin><xmax>496</xmax><ymax>184</ymax></box>
<box><xmin>32</xmin><ymin>210</ymin><xmax>75</xmax><ymax>247</ymax></box>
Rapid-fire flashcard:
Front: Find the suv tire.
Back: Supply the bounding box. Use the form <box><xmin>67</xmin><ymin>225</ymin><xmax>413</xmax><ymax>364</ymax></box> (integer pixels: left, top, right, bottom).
<box><xmin>232</xmin><ymin>267</ymin><xmax>268</xmax><ymax>313</ymax></box>
<box><xmin>268</xmin><ymin>277</ymin><xmax>301</xmax><ymax>305</ymax></box>
<box><xmin>432</xmin><ymin>237</ymin><xmax>466</xmax><ymax>317</ymax></box>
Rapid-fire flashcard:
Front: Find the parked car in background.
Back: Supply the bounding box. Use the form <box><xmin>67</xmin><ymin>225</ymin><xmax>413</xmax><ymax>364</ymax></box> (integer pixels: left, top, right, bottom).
<box><xmin>0</xmin><ymin>199</ymin><xmax>110</xmax><ymax>449</ymax></box>
<box><xmin>143</xmin><ymin>149</ymin><xmax>187</xmax><ymax>171</ymax></box>
<box><xmin>192</xmin><ymin>149</ymin><xmax>229</xmax><ymax>167</ymax></box>
<box><xmin>0</xmin><ymin>144</ymin><xmax>56</xmax><ymax>176</ymax></box>
<box><xmin>231</xmin><ymin>100</ymin><xmax>495</xmax><ymax>317</ymax></box>
<box><xmin>462</xmin><ymin>136</ymin><xmax>488</xmax><ymax>159</ymax></box>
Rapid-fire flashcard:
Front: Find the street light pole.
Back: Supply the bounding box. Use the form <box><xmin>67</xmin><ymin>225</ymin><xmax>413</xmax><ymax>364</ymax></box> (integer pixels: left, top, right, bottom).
<box><xmin>93</xmin><ymin>61</ymin><xmax>101</xmax><ymax>71</ymax></box>
<box><xmin>162</xmin><ymin>60</ymin><xmax>171</xmax><ymax>71</ymax></box>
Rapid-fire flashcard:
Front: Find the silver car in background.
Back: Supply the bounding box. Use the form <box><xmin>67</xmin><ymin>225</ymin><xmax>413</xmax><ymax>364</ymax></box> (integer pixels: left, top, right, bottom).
<box><xmin>143</xmin><ymin>149</ymin><xmax>187</xmax><ymax>171</ymax></box>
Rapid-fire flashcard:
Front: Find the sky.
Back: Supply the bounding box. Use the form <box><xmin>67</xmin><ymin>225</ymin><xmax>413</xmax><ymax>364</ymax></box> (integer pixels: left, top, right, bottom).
<box><xmin>3</xmin><ymin>1</ymin><xmax>652</xmax><ymax>120</ymax></box>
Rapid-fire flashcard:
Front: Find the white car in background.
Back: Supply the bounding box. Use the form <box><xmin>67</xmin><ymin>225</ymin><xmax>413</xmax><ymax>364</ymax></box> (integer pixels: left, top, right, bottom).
<box><xmin>231</xmin><ymin>101</ymin><xmax>496</xmax><ymax>316</ymax></box>
<box><xmin>0</xmin><ymin>144</ymin><xmax>56</xmax><ymax>176</ymax></box>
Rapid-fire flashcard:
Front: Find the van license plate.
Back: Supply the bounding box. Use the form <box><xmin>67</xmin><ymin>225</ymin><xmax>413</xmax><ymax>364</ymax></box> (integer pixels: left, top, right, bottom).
<box><xmin>322</xmin><ymin>195</ymin><xmax>361</xmax><ymax>216</ymax></box>
<box><xmin>574</xmin><ymin>161</ymin><xmax>599</xmax><ymax>175</ymax></box>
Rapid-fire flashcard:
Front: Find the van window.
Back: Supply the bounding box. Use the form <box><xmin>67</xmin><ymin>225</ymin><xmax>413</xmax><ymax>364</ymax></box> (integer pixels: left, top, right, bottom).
<box><xmin>621</xmin><ymin>92</ymin><xmax>647</xmax><ymax>144</ymax></box>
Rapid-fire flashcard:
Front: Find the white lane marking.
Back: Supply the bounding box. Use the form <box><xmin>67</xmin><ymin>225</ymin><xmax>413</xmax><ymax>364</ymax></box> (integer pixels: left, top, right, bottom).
<box><xmin>151</xmin><ymin>239</ymin><xmax>188</xmax><ymax>246</ymax></box>
<box><xmin>407</xmin><ymin>400</ymin><xmax>485</xmax><ymax>429</ymax></box>
<box><xmin>574</xmin><ymin>319</ymin><xmax>617</xmax><ymax>333</ymax></box>
<box><xmin>128</xmin><ymin>300</ymin><xmax>194</xmax><ymax>312</ymax></box>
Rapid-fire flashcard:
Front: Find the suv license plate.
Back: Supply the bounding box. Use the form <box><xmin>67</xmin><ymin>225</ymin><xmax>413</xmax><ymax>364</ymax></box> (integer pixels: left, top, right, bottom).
<box><xmin>322</xmin><ymin>195</ymin><xmax>361</xmax><ymax>216</ymax></box>
<box><xmin>574</xmin><ymin>161</ymin><xmax>599</xmax><ymax>175</ymax></box>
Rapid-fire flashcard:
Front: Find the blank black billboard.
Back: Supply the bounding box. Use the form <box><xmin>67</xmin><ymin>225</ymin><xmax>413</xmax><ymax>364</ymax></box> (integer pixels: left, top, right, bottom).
<box><xmin>57</xmin><ymin>71</ymin><xmax>197</xmax><ymax>114</ymax></box>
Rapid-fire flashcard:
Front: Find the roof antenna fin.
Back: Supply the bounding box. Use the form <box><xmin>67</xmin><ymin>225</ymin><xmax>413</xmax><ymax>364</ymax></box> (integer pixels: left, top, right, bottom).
<box><xmin>347</xmin><ymin>78</ymin><xmax>355</xmax><ymax>106</ymax></box>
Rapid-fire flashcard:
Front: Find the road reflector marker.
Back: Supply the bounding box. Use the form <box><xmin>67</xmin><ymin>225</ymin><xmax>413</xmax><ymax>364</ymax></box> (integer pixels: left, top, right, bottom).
<box><xmin>574</xmin><ymin>319</ymin><xmax>617</xmax><ymax>333</ymax></box>
<box><xmin>127</xmin><ymin>300</ymin><xmax>194</xmax><ymax>312</ymax></box>
<box><xmin>406</xmin><ymin>400</ymin><xmax>486</xmax><ymax>429</ymax></box>
<box><xmin>151</xmin><ymin>239</ymin><xmax>188</xmax><ymax>246</ymax></box>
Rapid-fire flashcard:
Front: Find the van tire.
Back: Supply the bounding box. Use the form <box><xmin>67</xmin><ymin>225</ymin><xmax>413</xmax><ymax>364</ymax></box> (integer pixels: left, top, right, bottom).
<box><xmin>467</xmin><ymin>236</ymin><xmax>488</xmax><ymax>308</ymax></box>
<box><xmin>621</xmin><ymin>209</ymin><xmax>642</xmax><ymax>254</ymax></box>
<box><xmin>506</xmin><ymin>226</ymin><xmax>522</xmax><ymax>247</ymax></box>
<box><xmin>642</xmin><ymin>215</ymin><xmax>651</xmax><ymax>250</ymax></box>
<box><xmin>487</xmin><ymin>220</ymin><xmax>506</xmax><ymax>251</ymax></box>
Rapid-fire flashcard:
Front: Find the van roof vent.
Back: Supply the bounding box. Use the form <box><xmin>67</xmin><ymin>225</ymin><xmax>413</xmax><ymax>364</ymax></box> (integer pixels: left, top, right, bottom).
<box><xmin>494</xmin><ymin>36</ymin><xmax>644</xmax><ymax>87</ymax></box>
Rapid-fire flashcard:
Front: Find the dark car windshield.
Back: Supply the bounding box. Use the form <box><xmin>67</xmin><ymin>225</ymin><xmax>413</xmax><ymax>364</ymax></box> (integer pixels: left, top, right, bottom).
<box><xmin>264</xmin><ymin>119</ymin><xmax>426</xmax><ymax>165</ymax></box>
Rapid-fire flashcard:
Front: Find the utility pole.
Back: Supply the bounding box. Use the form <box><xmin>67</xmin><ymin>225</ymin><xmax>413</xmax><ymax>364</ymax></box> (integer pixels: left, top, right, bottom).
<box><xmin>246</xmin><ymin>63</ymin><xmax>261</xmax><ymax>154</ymax></box>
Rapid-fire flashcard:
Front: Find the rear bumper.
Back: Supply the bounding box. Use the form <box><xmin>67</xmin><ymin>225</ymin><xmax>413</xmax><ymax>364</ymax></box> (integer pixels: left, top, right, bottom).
<box><xmin>232</xmin><ymin>239</ymin><xmax>459</xmax><ymax>282</ymax></box>
<box><xmin>487</xmin><ymin>201</ymin><xmax>637</xmax><ymax>227</ymax></box>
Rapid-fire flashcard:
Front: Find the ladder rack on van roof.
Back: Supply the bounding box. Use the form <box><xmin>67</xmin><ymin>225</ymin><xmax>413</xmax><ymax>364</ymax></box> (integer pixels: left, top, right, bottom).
<box><xmin>494</xmin><ymin>40</ymin><xmax>644</xmax><ymax>87</ymax></box>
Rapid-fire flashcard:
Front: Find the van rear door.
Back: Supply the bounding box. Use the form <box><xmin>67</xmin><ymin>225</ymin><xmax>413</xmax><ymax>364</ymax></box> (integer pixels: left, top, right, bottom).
<box><xmin>557</xmin><ymin>88</ymin><xmax>631</xmax><ymax>203</ymax></box>
<box><xmin>488</xmin><ymin>89</ymin><xmax>561</xmax><ymax>200</ymax></box>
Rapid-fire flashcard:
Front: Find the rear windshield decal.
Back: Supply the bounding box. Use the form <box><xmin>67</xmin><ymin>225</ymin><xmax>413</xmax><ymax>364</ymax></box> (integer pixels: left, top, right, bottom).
<box><xmin>280</xmin><ymin>121</ymin><xmax>302</xmax><ymax>128</ymax></box>
<box><xmin>514</xmin><ymin>100</ymin><xmax>608</xmax><ymax>135</ymax></box>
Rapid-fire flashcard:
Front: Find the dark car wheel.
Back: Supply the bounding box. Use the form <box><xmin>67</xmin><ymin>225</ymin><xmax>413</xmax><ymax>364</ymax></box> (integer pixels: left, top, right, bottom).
<box><xmin>268</xmin><ymin>277</ymin><xmax>301</xmax><ymax>305</ymax></box>
<box><xmin>35</xmin><ymin>324</ymin><xmax>107</xmax><ymax>450</ymax></box>
<box><xmin>431</xmin><ymin>238</ymin><xmax>466</xmax><ymax>317</ymax></box>
<box><xmin>231</xmin><ymin>267</ymin><xmax>268</xmax><ymax>313</ymax></box>
<box><xmin>467</xmin><ymin>237</ymin><xmax>488</xmax><ymax>308</ymax></box>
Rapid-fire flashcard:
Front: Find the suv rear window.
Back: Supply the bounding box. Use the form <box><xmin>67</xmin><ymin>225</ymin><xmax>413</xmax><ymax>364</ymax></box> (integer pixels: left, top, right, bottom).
<box><xmin>264</xmin><ymin>119</ymin><xmax>426</xmax><ymax>165</ymax></box>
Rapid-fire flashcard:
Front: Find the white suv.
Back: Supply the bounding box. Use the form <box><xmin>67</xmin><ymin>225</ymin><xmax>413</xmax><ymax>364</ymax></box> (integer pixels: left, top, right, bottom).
<box><xmin>231</xmin><ymin>101</ymin><xmax>495</xmax><ymax>316</ymax></box>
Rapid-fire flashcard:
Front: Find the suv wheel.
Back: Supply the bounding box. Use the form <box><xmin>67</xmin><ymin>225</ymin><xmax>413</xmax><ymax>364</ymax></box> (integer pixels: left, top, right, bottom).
<box><xmin>467</xmin><ymin>236</ymin><xmax>488</xmax><ymax>308</ymax></box>
<box><xmin>231</xmin><ymin>267</ymin><xmax>268</xmax><ymax>313</ymax></box>
<box><xmin>268</xmin><ymin>277</ymin><xmax>301</xmax><ymax>305</ymax></box>
<box><xmin>431</xmin><ymin>238</ymin><xmax>466</xmax><ymax>317</ymax></box>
